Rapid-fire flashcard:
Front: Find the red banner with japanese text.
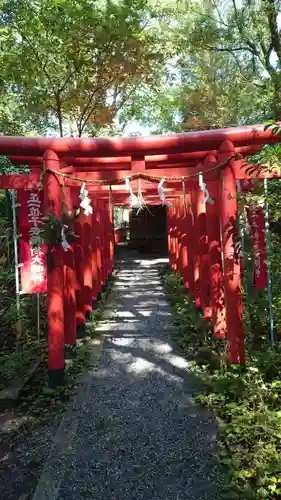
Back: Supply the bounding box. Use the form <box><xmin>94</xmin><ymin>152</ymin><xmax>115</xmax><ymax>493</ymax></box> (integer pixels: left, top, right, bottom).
<box><xmin>248</xmin><ymin>207</ymin><xmax>267</xmax><ymax>290</ymax></box>
<box><xmin>18</xmin><ymin>189</ymin><xmax>47</xmax><ymax>294</ymax></box>
<box><xmin>239</xmin><ymin>180</ymin><xmax>267</xmax><ymax>289</ymax></box>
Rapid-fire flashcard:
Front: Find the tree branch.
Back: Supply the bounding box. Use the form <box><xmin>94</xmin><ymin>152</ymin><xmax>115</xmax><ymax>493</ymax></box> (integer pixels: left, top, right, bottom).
<box><xmin>13</xmin><ymin>23</ymin><xmax>56</xmax><ymax>92</ymax></box>
<box><xmin>263</xmin><ymin>0</ymin><xmax>281</xmax><ymax>65</ymax></box>
<box><xmin>208</xmin><ymin>45</ymin><xmax>258</xmax><ymax>55</ymax></box>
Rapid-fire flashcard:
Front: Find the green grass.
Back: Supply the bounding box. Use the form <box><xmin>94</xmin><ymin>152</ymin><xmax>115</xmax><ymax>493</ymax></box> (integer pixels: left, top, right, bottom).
<box><xmin>161</xmin><ymin>268</ymin><xmax>281</xmax><ymax>500</ymax></box>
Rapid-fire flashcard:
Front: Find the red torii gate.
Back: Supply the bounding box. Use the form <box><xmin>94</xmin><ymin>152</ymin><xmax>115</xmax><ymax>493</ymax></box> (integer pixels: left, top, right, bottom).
<box><xmin>0</xmin><ymin>124</ymin><xmax>279</xmax><ymax>387</ymax></box>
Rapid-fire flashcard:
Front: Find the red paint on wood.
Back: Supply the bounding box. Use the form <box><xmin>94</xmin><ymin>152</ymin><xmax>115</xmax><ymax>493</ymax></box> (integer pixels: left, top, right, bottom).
<box><xmin>170</xmin><ymin>204</ymin><xmax>175</xmax><ymax>270</ymax></box>
<box><xmin>185</xmin><ymin>191</ymin><xmax>195</xmax><ymax>296</ymax></box>
<box><xmin>177</xmin><ymin>199</ymin><xmax>183</xmax><ymax>279</ymax></box>
<box><xmin>72</xmin><ymin>190</ymin><xmax>85</xmax><ymax>326</ymax></box>
<box><xmin>193</xmin><ymin>185</ymin><xmax>202</xmax><ymax>308</ymax></box>
<box><xmin>198</xmin><ymin>190</ymin><xmax>211</xmax><ymax>320</ymax></box>
<box><xmin>174</xmin><ymin>200</ymin><xmax>179</xmax><ymax>272</ymax></box>
<box><xmin>167</xmin><ymin>207</ymin><xmax>172</xmax><ymax>268</ymax></box>
<box><xmin>9</xmin><ymin>145</ymin><xmax>261</xmax><ymax>167</ymax></box>
<box><xmin>0</xmin><ymin>124</ymin><xmax>277</xmax><ymax>157</ymax></box>
<box><xmin>83</xmin><ymin>211</ymin><xmax>93</xmax><ymax>313</ymax></box>
<box><xmin>180</xmin><ymin>198</ymin><xmax>189</xmax><ymax>290</ymax></box>
<box><xmin>91</xmin><ymin>199</ymin><xmax>99</xmax><ymax>301</ymax></box>
<box><xmin>204</xmin><ymin>156</ymin><xmax>226</xmax><ymax>337</ymax></box>
<box><xmin>63</xmin><ymin>186</ymin><xmax>76</xmax><ymax>345</ymax></box>
<box><xmin>108</xmin><ymin>202</ymin><xmax>114</xmax><ymax>275</ymax></box>
<box><xmin>95</xmin><ymin>203</ymin><xmax>102</xmax><ymax>295</ymax></box>
<box><xmin>43</xmin><ymin>150</ymin><xmax>64</xmax><ymax>371</ymax></box>
<box><xmin>219</xmin><ymin>141</ymin><xmax>244</xmax><ymax>364</ymax></box>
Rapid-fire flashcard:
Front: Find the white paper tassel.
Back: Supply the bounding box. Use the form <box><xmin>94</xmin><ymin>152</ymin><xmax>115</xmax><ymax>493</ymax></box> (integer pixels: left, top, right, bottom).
<box><xmin>79</xmin><ymin>182</ymin><xmax>93</xmax><ymax>215</ymax></box>
<box><xmin>158</xmin><ymin>178</ymin><xmax>166</xmax><ymax>205</ymax></box>
<box><xmin>158</xmin><ymin>178</ymin><xmax>172</xmax><ymax>207</ymax></box>
<box><xmin>61</xmin><ymin>225</ymin><xmax>69</xmax><ymax>252</ymax></box>
<box><xmin>198</xmin><ymin>172</ymin><xmax>215</xmax><ymax>204</ymax></box>
<box><xmin>125</xmin><ymin>178</ymin><xmax>140</xmax><ymax>208</ymax></box>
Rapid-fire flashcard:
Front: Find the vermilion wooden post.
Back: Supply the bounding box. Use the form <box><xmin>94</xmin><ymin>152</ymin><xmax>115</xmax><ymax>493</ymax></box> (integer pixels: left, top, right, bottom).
<box><xmin>193</xmin><ymin>183</ymin><xmax>202</xmax><ymax>308</ymax></box>
<box><xmin>72</xmin><ymin>190</ymin><xmax>85</xmax><ymax>328</ymax></box>
<box><xmin>186</xmin><ymin>190</ymin><xmax>195</xmax><ymax>297</ymax></box>
<box><xmin>96</xmin><ymin>200</ymin><xmax>102</xmax><ymax>298</ymax></box>
<box><xmin>63</xmin><ymin>185</ymin><xmax>76</xmax><ymax>348</ymax></box>
<box><xmin>175</xmin><ymin>198</ymin><xmax>180</xmax><ymax>274</ymax></box>
<box><xmin>180</xmin><ymin>191</ymin><xmax>189</xmax><ymax>290</ymax></box>
<box><xmin>176</xmin><ymin>198</ymin><xmax>181</xmax><ymax>275</ymax></box>
<box><xmin>101</xmin><ymin>201</ymin><xmax>107</xmax><ymax>281</ymax></box>
<box><xmin>197</xmin><ymin>171</ymin><xmax>211</xmax><ymax>319</ymax></box>
<box><xmin>104</xmin><ymin>202</ymin><xmax>110</xmax><ymax>280</ymax></box>
<box><xmin>108</xmin><ymin>201</ymin><xmax>114</xmax><ymax>275</ymax></box>
<box><xmin>204</xmin><ymin>155</ymin><xmax>226</xmax><ymax>338</ymax></box>
<box><xmin>178</xmin><ymin>197</ymin><xmax>185</xmax><ymax>280</ymax></box>
<box><xmin>91</xmin><ymin>198</ymin><xmax>99</xmax><ymax>306</ymax></box>
<box><xmin>171</xmin><ymin>204</ymin><xmax>176</xmax><ymax>270</ymax></box>
<box><xmin>173</xmin><ymin>200</ymin><xmax>178</xmax><ymax>270</ymax></box>
<box><xmin>219</xmin><ymin>141</ymin><xmax>245</xmax><ymax>364</ymax></box>
<box><xmin>167</xmin><ymin>207</ymin><xmax>173</xmax><ymax>267</ymax></box>
<box><xmin>172</xmin><ymin>201</ymin><xmax>176</xmax><ymax>271</ymax></box>
<box><xmin>166</xmin><ymin>207</ymin><xmax>171</xmax><ymax>267</ymax></box>
<box><xmin>43</xmin><ymin>149</ymin><xmax>65</xmax><ymax>387</ymax></box>
<box><xmin>99</xmin><ymin>200</ymin><xmax>106</xmax><ymax>288</ymax></box>
<box><xmin>83</xmin><ymin>210</ymin><xmax>93</xmax><ymax>317</ymax></box>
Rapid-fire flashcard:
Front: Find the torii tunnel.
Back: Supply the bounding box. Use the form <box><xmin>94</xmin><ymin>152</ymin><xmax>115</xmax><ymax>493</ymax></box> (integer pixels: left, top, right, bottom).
<box><xmin>1</xmin><ymin>124</ymin><xmax>280</xmax><ymax>387</ymax></box>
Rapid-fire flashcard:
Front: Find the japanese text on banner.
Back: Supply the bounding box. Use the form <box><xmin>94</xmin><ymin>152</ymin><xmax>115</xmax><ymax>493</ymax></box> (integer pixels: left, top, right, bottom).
<box><xmin>18</xmin><ymin>189</ymin><xmax>47</xmax><ymax>294</ymax></box>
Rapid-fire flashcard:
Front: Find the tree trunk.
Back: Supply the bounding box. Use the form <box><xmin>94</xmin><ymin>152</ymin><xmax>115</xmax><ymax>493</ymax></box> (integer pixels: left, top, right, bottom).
<box><xmin>272</xmin><ymin>78</ymin><xmax>281</xmax><ymax>121</ymax></box>
<box><xmin>56</xmin><ymin>93</ymin><xmax>63</xmax><ymax>137</ymax></box>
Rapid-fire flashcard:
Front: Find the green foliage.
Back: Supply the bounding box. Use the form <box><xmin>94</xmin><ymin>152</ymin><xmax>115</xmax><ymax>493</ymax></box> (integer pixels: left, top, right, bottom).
<box><xmin>161</xmin><ymin>268</ymin><xmax>281</xmax><ymax>499</ymax></box>
<box><xmin>0</xmin><ymin>0</ymin><xmax>167</xmax><ymax>136</ymax></box>
<box><xmin>120</xmin><ymin>0</ymin><xmax>277</xmax><ymax>133</ymax></box>
<box><xmin>0</xmin><ymin>0</ymin><xmax>279</xmax><ymax>136</ymax></box>
<box><xmin>0</xmin><ymin>156</ymin><xmax>29</xmax><ymax>174</ymax></box>
<box><xmin>248</xmin><ymin>145</ymin><xmax>281</xmax><ymax>176</ymax></box>
<box><xmin>0</xmin><ymin>343</ymin><xmax>38</xmax><ymax>386</ymax></box>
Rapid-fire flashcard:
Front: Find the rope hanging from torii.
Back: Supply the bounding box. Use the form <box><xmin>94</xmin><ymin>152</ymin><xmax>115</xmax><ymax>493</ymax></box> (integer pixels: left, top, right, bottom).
<box><xmin>38</xmin><ymin>153</ymin><xmax>243</xmax><ymax>225</ymax></box>
<box><xmin>38</xmin><ymin>153</ymin><xmax>242</xmax><ymax>188</ymax></box>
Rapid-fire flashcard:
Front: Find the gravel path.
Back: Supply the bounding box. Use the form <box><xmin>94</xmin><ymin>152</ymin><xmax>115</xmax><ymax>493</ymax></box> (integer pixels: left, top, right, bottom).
<box><xmin>56</xmin><ymin>256</ymin><xmax>221</xmax><ymax>500</ymax></box>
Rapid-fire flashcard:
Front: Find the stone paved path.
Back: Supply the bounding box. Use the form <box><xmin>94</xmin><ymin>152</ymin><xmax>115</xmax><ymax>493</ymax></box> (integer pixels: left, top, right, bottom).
<box><xmin>35</xmin><ymin>255</ymin><xmax>221</xmax><ymax>500</ymax></box>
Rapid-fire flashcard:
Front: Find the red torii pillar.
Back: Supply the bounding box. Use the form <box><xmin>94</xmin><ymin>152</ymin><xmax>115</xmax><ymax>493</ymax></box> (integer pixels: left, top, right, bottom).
<box><xmin>180</xmin><ymin>192</ymin><xmax>189</xmax><ymax>290</ymax></box>
<box><xmin>95</xmin><ymin>200</ymin><xmax>103</xmax><ymax>299</ymax></box>
<box><xmin>73</xmin><ymin>190</ymin><xmax>85</xmax><ymax>332</ymax></box>
<box><xmin>99</xmin><ymin>200</ymin><xmax>106</xmax><ymax>289</ymax></box>
<box><xmin>108</xmin><ymin>202</ymin><xmax>114</xmax><ymax>275</ymax></box>
<box><xmin>177</xmin><ymin>197</ymin><xmax>185</xmax><ymax>281</ymax></box>
<box><xmin>91</xmin><ymin>198</ymin><xmax>99</xmax><ymax>307</ymax></box>
<box><xmin>175</xmin><ymin>198</ymin><xmax>180</xmax><ymax>274</ymax></box>
<box><xmin>103</xmin><ymin>201</ymin><xmax>110</xmax><ymax>281</ymax></box>
<box><xmin>170</xmin><ymin>203</ymin><xmax>175</xmax><ymax>271</ymax></box>
<box><xmin>83</xmin><ymin>210</ymin><xmax>93</xmax><ymax>319</ymax></box>
<box><xmin>192</xmin><ymin>184</ymin><xmax>201</xmax><ymax>308</ymax></box>
<box><xmin>167</xmin><ymin>206</ymin><xmax>173</xmax><ymax>268</ymax></box>
<box><xmin>186</xmin><ymin>190</ymin><xmax>195</xmax><ymax>297</ymax></box>
<box><xmin>196</xmin><ymin>168</ymin><xmax>210</xmax><ymax>318</ymax></box>
<box><xmin>43</xmin><ymin>149</ymin><xmax>65</xmax><ymax>387</ymax></box>
<box><xmin>63</xmin><ymin>185</ymin><xmax>77</xmax><ymax>351</ymax></box>
<box><xmin>219</xmin><ymin>141</ymin><xmax>245</xmax><ymax>364</ymax></box>
<box><xmin>204</xmin><ymin>155</ymin><xmax>226</xmax><ymax>338</ymax></box>
<box><xmin>169</xmin><ymin>205</ymin><xmax>175</xmax><ymax>270</ymax></box>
